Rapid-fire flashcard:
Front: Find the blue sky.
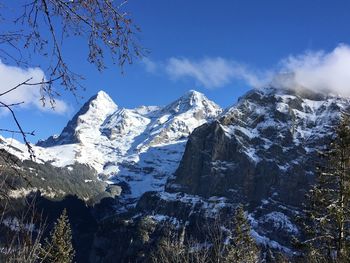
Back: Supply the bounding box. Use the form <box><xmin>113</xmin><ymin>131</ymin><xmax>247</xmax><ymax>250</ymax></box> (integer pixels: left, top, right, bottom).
<box><xmin>1</xmin><ymin>0</ymin><xmax>350</xmax><ymax>142</ymax></box>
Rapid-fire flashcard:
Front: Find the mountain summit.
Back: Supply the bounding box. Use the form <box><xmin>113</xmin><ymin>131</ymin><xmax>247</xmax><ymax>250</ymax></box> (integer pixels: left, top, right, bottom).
<box><xmin>37</xmin><ymin>91</ymin><xmax>118</xmax><ymax>147</ymax></box>
<box><xmin>161</xmin><ymin>89</ymin><xmax>221</xmax><ymax>116</ymax></box>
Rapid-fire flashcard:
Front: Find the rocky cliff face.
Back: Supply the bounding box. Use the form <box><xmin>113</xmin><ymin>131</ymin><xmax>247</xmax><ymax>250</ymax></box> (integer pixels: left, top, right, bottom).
<box><xmin>151</xmin><ymin>87</ymin><xmax>350</xmax><ymax>251</ymax></box>
<box><xmin>172</xmin><ymin>88</ymin><xmax>349</xmax><ymax>201</ymax></box>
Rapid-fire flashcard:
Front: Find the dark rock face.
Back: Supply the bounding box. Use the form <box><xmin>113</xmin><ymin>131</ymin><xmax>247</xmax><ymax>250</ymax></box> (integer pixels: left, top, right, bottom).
<box><xmin>163</xmin><ymin>88</ymin><xmax>350</xmax><ymax>250</ymax></box>
<box><xmin>172</xmin><ymin>121</ymin><xmax>254</xmax><ymax>201</ymax></box>
<box><xmin>171</xmin><ymin>88</ymin><xmax>333</xmax><ymax>206</ymax></box>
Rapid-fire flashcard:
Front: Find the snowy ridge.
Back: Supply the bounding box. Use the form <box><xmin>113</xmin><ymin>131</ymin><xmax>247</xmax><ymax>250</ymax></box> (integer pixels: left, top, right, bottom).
<box><xmin>167</xmin><ymin>87</ymin><xmax>350</xmax><ymax>253</ymax></box>
<box><xmin>0</xmin><ymin>89</ymin><xmax>222</xmax><ymax>200</ymax></box>
<box><xmin>220</xmin><ymin>88</ymin><xmax>350</xmax><ymax>251</ymax></box>
<box><xmin>220</xmin><ymin>88</ymin><xmax>350</xmax><ymax>164</ymax></box>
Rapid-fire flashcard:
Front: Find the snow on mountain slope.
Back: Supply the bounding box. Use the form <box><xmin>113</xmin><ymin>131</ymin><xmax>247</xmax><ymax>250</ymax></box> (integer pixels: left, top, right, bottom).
<box><xmin>140</xmin><ymin>90</ymin><xmax>221</xmax><ymax>149</ymax></box>
<box><xmin>0</xmin><ymin>89</ymin><xmax>222</xmax><ymax>202</ymax></box>
<box><xmin>171</xmin><ymin>87</ymin><xmax>350</xmax><ymax>251</ymax></box>
<box><xmin>174</xmin><ymin>87</ymin><xmax>350</xmax><ymax>204</ymax></box>
<box><xmin>220</xmin><ymin>87</ymin><xmax>350</xmax><ymax>163</ymax></box>
<box><xmin>38</xmin><ymin>91</ymin><xmax>118</xmax><ymax>146</ymax></box>
<box><xmin>96</xmin><ymin>90</ymin><xmax>222</xmax><ymax>203</ymax></box>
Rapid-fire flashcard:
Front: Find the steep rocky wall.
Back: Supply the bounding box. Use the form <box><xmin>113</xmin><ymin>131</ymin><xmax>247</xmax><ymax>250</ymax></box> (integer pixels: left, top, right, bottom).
<box><xmin>171</xmin><ymin>88</ymin><xmax>346</xmax><ymax>208</ymax></box>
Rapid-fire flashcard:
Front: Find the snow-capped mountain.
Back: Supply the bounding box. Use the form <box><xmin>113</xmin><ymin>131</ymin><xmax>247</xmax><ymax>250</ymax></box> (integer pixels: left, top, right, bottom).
<box><xmin>37</xmin><ymin>90</ymin><xmax>118</xmax><ymax>147</ymax></box>
<box><xmin>90</xmin><ymin>86</ymin><xmax>350</xmax><ymax>260</ymax></box>
<box><xmin>160</xmin><ymin>87</ymin><xmax>350</xmax><ymax>252</ymax></box>
<box><xmin>1</xmin><ymin>89</ymin><xmax>222</xmax><ymax>203</ymax></box>
<box><xmin>2</xmin><ymin>86</ymin><xmax>350</xmax><ymax>260</ymax></box>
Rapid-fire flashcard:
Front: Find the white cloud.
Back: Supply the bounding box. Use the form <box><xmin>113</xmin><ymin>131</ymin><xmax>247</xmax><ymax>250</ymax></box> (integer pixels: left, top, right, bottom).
<box><xmin>141</xmin><ymin>57</ymin><xmax>157</xmax><ymax>73</ymax></box>
<box><xmin>165</xmin><ymin>57</ymin><xmax>269</xmax><ymax>89</ymax></box>
<box><xmin>0</xmin><ymin>61</ymin><xmax>69</xmax><ymax>114</ymax></box>
<box><xmin>146</xmin><ymin>44</ymin><xmax>350</xmax><ymax>96</ymax></box>
<box><xmin>273</xmin><ymin>44</ymin><xmax>350</xmax><ymax>96</ymax></box>
<box><xmin>166</xmin><ymin>57</ymin><xmax>232</xmax><ymax>88</ymax></box>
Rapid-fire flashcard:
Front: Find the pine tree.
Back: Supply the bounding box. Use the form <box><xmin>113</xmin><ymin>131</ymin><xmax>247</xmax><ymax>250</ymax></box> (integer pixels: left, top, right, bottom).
<box><xmin>41</xmin><ymin>209</ymin><xmax>75</xmax><ymax>263</ymax></box>
<box><xmin>305</xmin><ymin>114</ymin><xmax>350</xmax><ymax>262</ymax></box>
<box><xmin>225</xmin><ymin>205</ymin><xmax>259</xmax><ymax>263</ymax></box>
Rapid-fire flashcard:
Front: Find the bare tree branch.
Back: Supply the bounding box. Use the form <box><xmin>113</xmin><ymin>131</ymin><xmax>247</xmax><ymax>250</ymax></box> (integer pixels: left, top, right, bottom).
<box><xmin>0</xmin><ymin>0</ymin><xmax>145</xmax><ymax>105</ymax></box>
<box><xmin>0</xmin><ymin>101</ymin><xmax>35</xmax><ymax>160</ymax></box>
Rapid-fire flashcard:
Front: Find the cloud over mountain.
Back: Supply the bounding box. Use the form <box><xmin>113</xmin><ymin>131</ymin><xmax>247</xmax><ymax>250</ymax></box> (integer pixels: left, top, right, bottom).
<box><xmin>274</xmin><ymin>44</ymin><xmax>350</xmax><ymax>96</ymax></box>
<box><xmin>165</xmin><ymin>57</ymin><xmax>269</xmax><ymax>89</ymax></box>
<box><xmin>145</xmin><ymin>44</ymin><xmax>350</xmax><ymax>96</ymax></box>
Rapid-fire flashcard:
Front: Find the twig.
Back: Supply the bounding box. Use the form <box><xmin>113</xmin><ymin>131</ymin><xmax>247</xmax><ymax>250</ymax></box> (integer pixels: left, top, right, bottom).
<box><xmin>0</xmin><ymin>128</ymin><xmax>35</xmax><ymax>136</ymax></box>
<box><xmin>0</xmin><ymin>101</ymin><xmax>35</xmax><ymax>160</ymax></box>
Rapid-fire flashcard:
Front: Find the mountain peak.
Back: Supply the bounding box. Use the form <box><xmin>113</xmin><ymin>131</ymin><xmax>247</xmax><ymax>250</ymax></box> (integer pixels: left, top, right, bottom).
<box><xmin>89</xmin><ymin>90</ymin><xmax>117</xmax><ymax>109</ymax></box>
<box><xmin>96</xmin><ymin>90</ymin><xmax>113</xmax><ymax>100</ymax></box>
<box><xmin>186</xmin><ymin>89</ymin><xmax>202</xmax><ymax>96</ymax></box>
<box><xmin>182</xmin><ymin>89</ymin><xmax>205</xmax><ymax>101</ymax></box>
<box><xmin>37</xmin><ymin>90</ymin><xmax>117</xmax><ymax>147</ymax></box>
<box><xmin>163</xmin><ymin>90</ymin><xmax>222</xmax><ymax>116</ymax></box>
<box><xmin>96</xmin><ymin>90</ymin><xmax>109</xmax><ymax>97</ymax></box>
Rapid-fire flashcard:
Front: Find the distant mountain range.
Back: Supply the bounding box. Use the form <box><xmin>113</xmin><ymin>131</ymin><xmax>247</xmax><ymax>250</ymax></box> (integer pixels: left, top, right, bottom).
<box><xmin>1</xmin><ymin>87</ymin><xmax>349</xmax><ymax>260</ymax></box>
<box><xmin>1</xmin><ymin>90</ymin><xmax>221</xmax><ymax>204</ymax></box>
